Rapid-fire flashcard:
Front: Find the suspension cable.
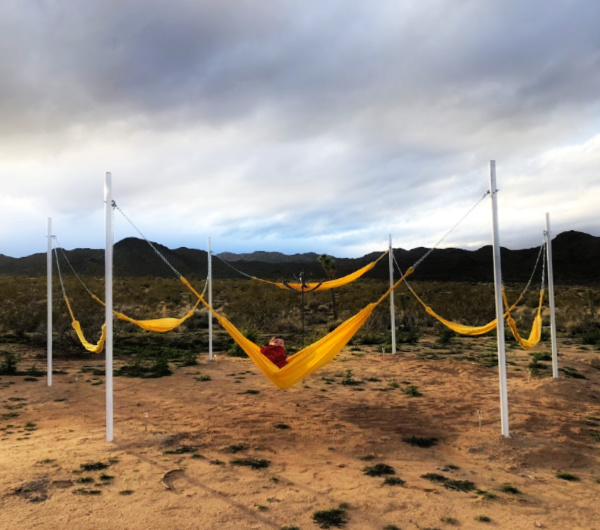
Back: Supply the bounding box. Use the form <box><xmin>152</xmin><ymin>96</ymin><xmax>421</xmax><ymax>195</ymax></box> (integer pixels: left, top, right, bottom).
<box><xmin>54</xmin><ymin>237</ymin><xmax>98</xmax><ymax>299</ymax></box>
<box><xmin>54</xmin><ymin>234</ymin><xmax>209</xmax><ymax>303</ymax></box>
<box><xmin>52</xmin><ymin>237</ymin><xmax>68</xmax><ymax>299</ymax></box>
<box><xmin>412</xmin><ymin>190</ymin><xmax>490</xmax><ymax>270</ymax></box>
<box><xmin>393</xmin><ymin>236</ymin><xmax>547</xmax><ymax>302</ymax></box>
<box><xmin>211</xmin><ymin>252</ymin><xmax>254</xmax><ymax>280</ymax></box>
<box><xmin>112</xmin><ymin>200</ymin><xmax>183</xmax><ymax>278</ymax></box>
<box><xmin>521</xmin><ymin>238</ymin><xmax>546</xmax><ymax>296</ymax></box>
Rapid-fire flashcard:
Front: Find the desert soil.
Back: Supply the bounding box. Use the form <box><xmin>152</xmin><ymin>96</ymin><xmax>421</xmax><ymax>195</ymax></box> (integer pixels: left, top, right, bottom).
<box><xmin>1</xmin><ymin>337</ymin><xmax>600</xmax><ymax>530</ymax></box>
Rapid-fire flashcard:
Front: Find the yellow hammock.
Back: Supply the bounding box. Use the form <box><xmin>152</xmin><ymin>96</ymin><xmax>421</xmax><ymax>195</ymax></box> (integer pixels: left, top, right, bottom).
<box><xmin>65</xmin><ymin>286</ymin><xmax>201</xmax><ymax>353</ymax></box>
<box><xmin>64</xmin><ymin>297</ymin><xmax>107</xmax><ymax>354</ymax></box>
<box><xmin>252</xmin><ymin>250</ymin><xmax>389</xmax><ymax>292</ymax></box>
<box><xmin>505</xmin><ymin>290</ymin><xmax>544</xmax><ymax>350</ymax></box>
<box><xmin>405</xmin><ymin>284</ymin><xmax>516</xmax><ymax>336</ymax></box>
<box><xmin>407</xmin><ymin>283</ymin><xmax>544</xmax><ymax>348</ymax></box>
<box><xmin>87</xmin><ymin>294</ymin><xmax>203</xmax><ymax>333</ymax></box>
<box><xmin>181</xmin><ymin>270</ymin><xmax>413</xmax><ymax>389</ymax></box>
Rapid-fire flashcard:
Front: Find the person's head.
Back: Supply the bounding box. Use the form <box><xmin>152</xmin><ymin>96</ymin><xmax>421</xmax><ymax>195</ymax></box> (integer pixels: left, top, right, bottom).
<box><xmin>269</xmin><ymin>336</ymin><xmax>284</xmax><ymax>347</ymax></box>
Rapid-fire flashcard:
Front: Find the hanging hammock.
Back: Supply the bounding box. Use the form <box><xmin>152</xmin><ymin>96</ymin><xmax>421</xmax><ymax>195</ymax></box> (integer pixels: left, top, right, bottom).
<box><xmin>88</xmin><ymin>292</ymin><xmax>202</xmax><ymax>333</ymax></box>
<box><xmin>63</xmin><ymin>297</ymin><xmax>107</xmax><ymax>353</ymax></box>
<box><xmin>407</xmin><ymin>284</ymin><xmax>501</xmax><ymax>336</ymax></box>
<box><xmin>181</xmin><ymin>270</ymin><xmax>413</xmax><ymax>389</ymax></box>
<box><xmin>54</xmin><ymin>240</ymin><xmax>204</xmax><ymax>352</ymax></box>
<box><xmin>405</xmin><ymin>282</ymin><xmax>544</xmax><ymax>347</ymax></box>
<box><xmin>397</xmin><ymin>239</ymin><xmax>547</xmax><ymax>346</ymax></box>
<box><xmin>250</xmin><ymin>250</ymin><xmax>389</xmax><ymax>292</ymax></box>
<box><xmin>405</xmin><ymin>282</ymin><xmax>531</xmax><ymax>336</ymax></box>
<box><xmin>505</xmin><ymin>290</ymin><xmax>544</xmax><ymax>349</ymax></box>
<box><xmin>115</xmin><ymin>302</ymin><xmax>200</xmax><ymax>332</ymax></box>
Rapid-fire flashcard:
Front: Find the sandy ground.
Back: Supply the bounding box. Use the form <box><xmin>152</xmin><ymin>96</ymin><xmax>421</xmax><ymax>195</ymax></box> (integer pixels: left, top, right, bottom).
<box><xmin>1</xmin><ymin>336</ymin><xmax>600</xmax><ymax>530</ymax></box>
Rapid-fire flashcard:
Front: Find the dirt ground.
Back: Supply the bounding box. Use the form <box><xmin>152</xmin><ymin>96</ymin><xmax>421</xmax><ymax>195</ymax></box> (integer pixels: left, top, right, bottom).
<box><xmin>1</xmin><ymin>336</ymin><xmax>600</xmax><ymax>530</ymax></box>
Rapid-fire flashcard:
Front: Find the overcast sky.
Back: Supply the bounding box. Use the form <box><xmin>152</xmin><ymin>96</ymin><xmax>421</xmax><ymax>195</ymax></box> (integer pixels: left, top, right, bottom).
<box><xmin>1</xmin><ymin>0</ymin><xmax>599</xmax><ymax>260</ymax></box>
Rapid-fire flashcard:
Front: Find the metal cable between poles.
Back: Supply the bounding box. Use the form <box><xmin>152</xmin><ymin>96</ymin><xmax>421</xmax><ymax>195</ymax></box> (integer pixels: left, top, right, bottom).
<box><xmin>211</xmin><ymin>252</ymin><xmax>254</xmax><ymax>280</ymax></box>
<box><xmin>112</xmin><ymin>200</ymin><xmax>183</xmax><ymax>279</ymax></box>
<box><xmin>412</xmin><ymin>190</ymin><xmax>490</xmax><ymax>270</ymax></box>
<box><xmin>54</xmin><ymin>234</ymin><xmax>209</xmax><ymax>303</ymax></box>
<box><xmin>54</xmin><ymin>237</ymin><xmax>98</xmax><ymax>299</ymax></box>
<box><xmin>393</xmin><ymin>236</ymin><xmax>547</xmax><ymax>302</ymax></box>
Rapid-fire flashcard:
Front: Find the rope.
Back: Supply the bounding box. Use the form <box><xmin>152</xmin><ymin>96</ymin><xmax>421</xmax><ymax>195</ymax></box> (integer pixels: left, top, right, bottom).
<box><xmin>54</xmin><ymin>235</ymin><xmax>209</xmax><ymax>308</ymax></box>
<box><xmin>211</xmin><ymin>252</ymin><xmax>254</xmax><ymax>280</ymax></box>
<box><xmin>521</xmin><ymin>238</ymin><xmax>546</xmax><ymax>297</ymax></box>
<box><xmin>412</xmin><ymin>190</ymin><xmax>490</xmax><ymax>270</ymax></box>
<box><xmin>393</xmin><ymin>236</ymin><xmax>547</xmax><ymax>312</ymax></box>
<box><xmin>52</xmin><ymin>238</ymin><xmax>68</xmax><ymax>299</ymax></box>
<box><xmin>54</xmin><ymin>237</ymin><xmax>98</xmax><ymax>299</ymax></box>
<box><xmin>112</xmin><ymin>200</ymin><xmax>183</xmax><ymax>278</ymax></box>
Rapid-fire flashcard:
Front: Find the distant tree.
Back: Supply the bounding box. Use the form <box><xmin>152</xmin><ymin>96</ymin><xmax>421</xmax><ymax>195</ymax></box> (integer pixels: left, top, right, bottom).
<box><xmin>318</xmin><ymin>254</ymin><xmax>338</xmax><ymax>320</ymax></box>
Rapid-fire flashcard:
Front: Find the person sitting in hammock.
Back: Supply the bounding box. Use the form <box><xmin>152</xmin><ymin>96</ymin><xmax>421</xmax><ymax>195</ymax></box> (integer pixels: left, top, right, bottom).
<box><xmin>260</xmin><ymin>336</ymin><xmax>288</xmax><ymax>368</ymax></box>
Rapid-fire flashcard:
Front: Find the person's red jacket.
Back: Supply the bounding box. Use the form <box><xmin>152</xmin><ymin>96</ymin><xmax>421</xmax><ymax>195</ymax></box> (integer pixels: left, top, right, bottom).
<box><xmin>260</xmin><ymin>345</ymin><xmax>288</xmax><ymax>368</ymax></box>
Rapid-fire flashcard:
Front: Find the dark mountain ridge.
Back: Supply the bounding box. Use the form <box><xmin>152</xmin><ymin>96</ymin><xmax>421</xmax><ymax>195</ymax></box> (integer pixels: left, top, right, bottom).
<box><xmin>0</xmin><ymin>231</ymin><xmax>598</xmax><ymax>285</ymax></box>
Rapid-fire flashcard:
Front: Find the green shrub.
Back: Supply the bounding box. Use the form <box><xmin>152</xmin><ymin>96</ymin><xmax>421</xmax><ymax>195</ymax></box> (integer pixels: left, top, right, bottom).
<box><xmin>398</xmin><ymin>329</ymin><xmax>420</xmax><ymax>344</ymax></box>
<box><xmin>80</xmin><ymin>461</ymin><xmax>109</xmax><ymax>471</ymax></box>
<box><xmin>581</xmin><ymin>328</ymin><xmax>600</xmax><ymax>346</ymax></box>
<box><xmin>403</xmin><ymin>436</ymin><xmax>438</xmax><ymax>448</ymax></box>
<box><xmin>500</xmin><ymin>484</ymin><xmax>522</xmax><ymax>494</ymax></box>
<box><xmin>163</xmin><ymin>445</ymin><xmax>197</xmax><ymax>455</ymax></box>
<box><xmin>0</xmin><ymin>351</ymin><xmax>20</xmax><ymax>375</ymax></box>
<box><xmin>230</xmin><ymin>458</ymin><xmax>270</xmax><ymax>469</ymax></box>
<box><xmin>223</xmin><ymin>444</ymin><xmax>247</xmax><ymax>454</ymax></box>
<box><xmin>363</xmin><ymin>463</ymin><xmax>395</xmax><ymax>477</ymax></box>
<box><xmin>556</xmin><ymin>472</ymin><xmax>580</xmax><ymax>481</ymax></box>
<box><xmin>437</xmin><ymin>328</ymin><xmax>456</xmax><ymax>345</ymax></box>
<box><xmin>403</xmin><ymin>384</ymin><xmax>422</xmax><ymax>397</ymax></box>
<box><xmin>341</xmin><ymin>369</ymin><xmax>362</xmax><ymax>386</ymax></box>
<box><xmin>149</xmin><ymin>356</ymin><xmax>172</xmax><ymax>377</ymax></box>
<box><xmin>383</xmin><ymin>476</ymin><xmax>405</xmax><ymax>486</ymax></box>
<box><xmin>227</xmin><ymin>328</ymin><xmax>259</xmax><ymax>357</ymax></box>
<box><xmin>312</xmin><ymin>505</ymin><xmax>349</xmax><ymax>528</ymax></box>
<box><xmin>421</xmin><ymin>473</ymin><xmax>475</xmax><ymax>492</ymax></box>
<box><xmin>358</xmin><ymin>332</ymin><xmax>385</xmax><ymax>345</ymax></box>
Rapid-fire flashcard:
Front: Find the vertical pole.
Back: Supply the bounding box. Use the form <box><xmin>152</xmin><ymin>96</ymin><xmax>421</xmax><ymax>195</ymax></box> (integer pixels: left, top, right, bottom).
<box><xmin>546</xmin><ymin>213</ymin><xmax>559</xmax><ymax>379</ymax></box>
<box><xmin>490</xmin><ymin>160</ymin><xmax>509</xmax><ymax>438</ymax></box>
<box><xmin>389</xmin><ymin>234</ymin><xmax>397</xmax><ymax>353</ymax></box>
<box><xmin>300</xmin><ymin>270</ymin><xmax>305</xmax><ymax>347</ymax></box>
<box><xmin>208</xmin><ymin>237</ymin><xmax>213</xmax><ymax>361</ymax></box>
<box><xmin>47</xmin><ymin>217</ymin><xmax>53</xmax><ymax>387</ymax></box>
<box><xmin>104</xmin><ymin>172</ymin><xmax>114</xmax><ymax>442</ymax></box>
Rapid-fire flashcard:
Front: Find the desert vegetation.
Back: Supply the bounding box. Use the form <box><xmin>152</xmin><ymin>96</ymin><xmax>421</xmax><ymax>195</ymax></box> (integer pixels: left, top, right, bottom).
<box><xmin>0</xmin><ymin>275</ymin><xmax>599</xmax><ymax>369</ymax></box>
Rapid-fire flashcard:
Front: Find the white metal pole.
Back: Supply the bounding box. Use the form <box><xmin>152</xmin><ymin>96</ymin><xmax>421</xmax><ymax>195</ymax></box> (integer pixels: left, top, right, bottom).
<box><xmin>389</xmin><ymin>234</ymin><xmax>396</xmax><ymax>353</ymax></box>
<box><xmin>545</xmin><ymin>213</ymin><xmax>559</xmax><ymax>379</ymax></box>
<box><xmin>490</xmin><ymin>161</ymin><xmax>509</xmax><ymax>438</ymax></box>
<box><xmin>104</xmin><ymin>172</ymin><xmax>114</xmax><ymax>442</ymax></box>
<box><xmin>208</xmin><ymin>237</ymin><xmax>213</xmax><ymax>361</ymax></box>
<box><xmin>47</xmin><ymin>217</ymin><xmax>53</xmax><ymax>387</ymax></box>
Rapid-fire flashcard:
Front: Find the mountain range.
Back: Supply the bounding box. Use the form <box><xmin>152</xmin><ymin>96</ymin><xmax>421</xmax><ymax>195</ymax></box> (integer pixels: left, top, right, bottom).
<box><xmin>0</xmin><ymin>230</ymin><xmax>598</xmax><ymax>285</ymax></box>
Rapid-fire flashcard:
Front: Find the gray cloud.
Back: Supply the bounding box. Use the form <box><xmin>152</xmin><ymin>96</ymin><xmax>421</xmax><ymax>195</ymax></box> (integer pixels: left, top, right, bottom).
<box><xmin>1</xmin><ymin>0</ymin><xmax>599</xmax><ymax>258</ymax></box>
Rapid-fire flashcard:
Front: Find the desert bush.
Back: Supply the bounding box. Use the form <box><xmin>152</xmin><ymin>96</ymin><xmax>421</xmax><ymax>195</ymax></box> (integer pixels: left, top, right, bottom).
<box><xmin>226</xmin><ymin>328</ymin><xmax>259</xmax><ymax>357</ymax></box>
<box><xmin>312</xmin><ymin>504</ymin><xmax>349</xmax><ymax>528</ymax></box>
<box><xmin>0</xmin><ymin>351</ymin><xmax>21</xmax><ymax>375</ymax></box>
<box><xmin>397</xmin><ymin>328</ymin><xmax>420</xmax><ymax>344</ymax></box>
<box><xmin>357</xmin><ymin>332</ymin><xmax>386</xmax><ymax>345</ymax></box>
<box><xmin>581</xmin><ymin>327</ymin><xmax>600</xmax><ymax>347</ymax></box>
<box><xmin>437</xmin><ymin>328</ymin><xmax>456</xmax><ymax>344</ymax></box>
<box><xmin>272</xmin><ymin>316</ymin><xmax>301</xmax><ymax>334</ymax></box>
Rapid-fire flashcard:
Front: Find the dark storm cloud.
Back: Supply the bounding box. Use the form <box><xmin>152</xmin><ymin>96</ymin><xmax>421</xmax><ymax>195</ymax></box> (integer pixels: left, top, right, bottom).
<box><xmin>1</xmin><ymin>0</ymin><xmax>599</xmax><ymax>257</ymax></box>
<box><xmin>3</xmin><ymin>0</ymin><xmax>599</xmax><ymax>141</ymax></box>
